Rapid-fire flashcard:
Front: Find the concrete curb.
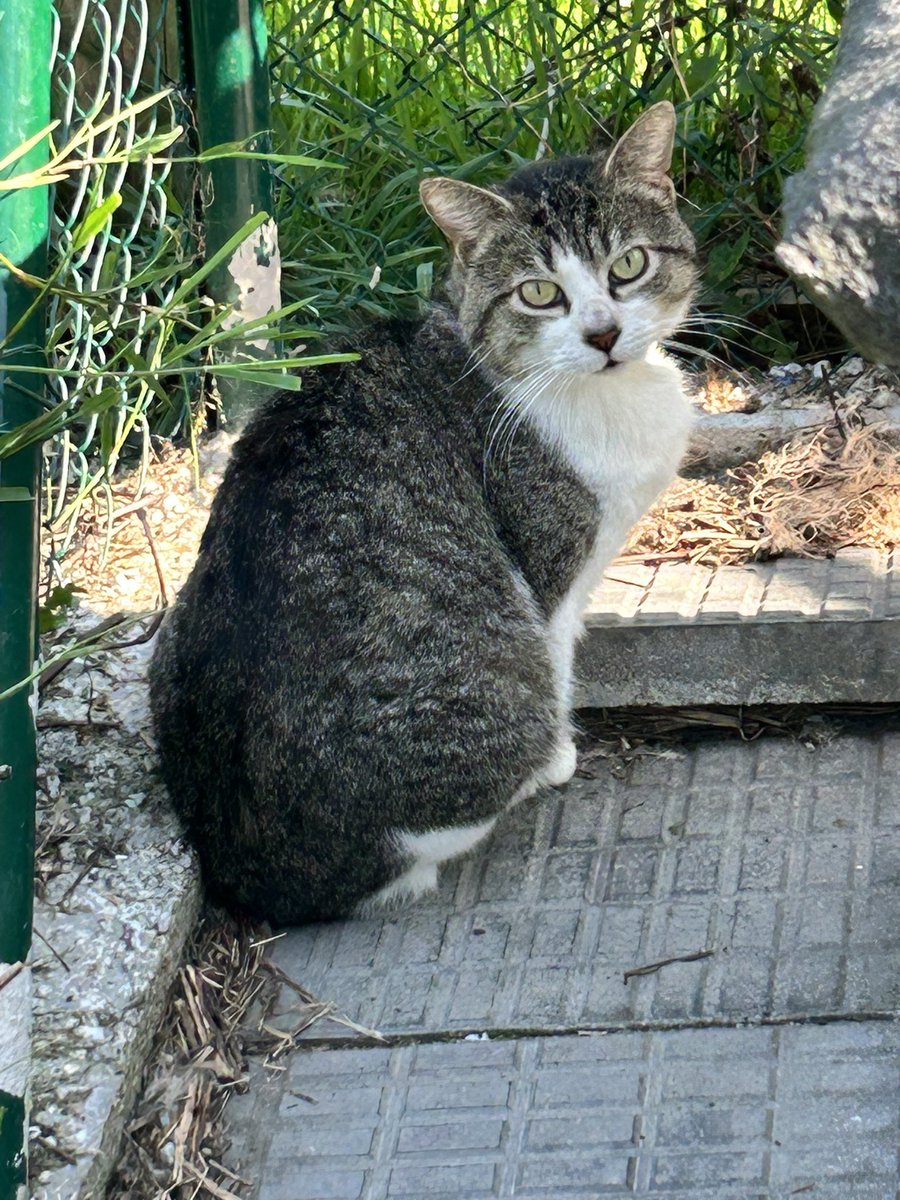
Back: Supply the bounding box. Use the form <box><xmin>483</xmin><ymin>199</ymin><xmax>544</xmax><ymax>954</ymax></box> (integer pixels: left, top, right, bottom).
<box><xmin>579</xmin><ymin>548</ymin><xmax>899</xmax><ymax>707</ymax></box>
<box><xmin>29</xmin><ymin>640</ymin><xmax>201</xmax><ymax>1200</ymax></box>
<box><xmin>31</xmin><ymin>848</ymin><xmax>200</xmax><ymax>1200</ymax></box>
<box><xmin>0</xmin><ymin>959</ymin><xmax>30</xmax><ymax>1200</ymax></box>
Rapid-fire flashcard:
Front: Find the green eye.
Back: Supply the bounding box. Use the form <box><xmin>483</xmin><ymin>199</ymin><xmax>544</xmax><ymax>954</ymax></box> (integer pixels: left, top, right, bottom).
<box><xmin>609</xmin><ymin>247</ymin><xmax>649</xmax><ymax>284</ymax></box>
<box><xmin>517</xmin><ymin>279</ymin><xmax>564</xmax><ymax>308</ymax></box>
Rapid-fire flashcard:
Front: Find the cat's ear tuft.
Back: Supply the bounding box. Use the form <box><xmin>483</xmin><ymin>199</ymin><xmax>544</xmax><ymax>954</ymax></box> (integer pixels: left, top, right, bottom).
<box><xmin>603</xmin><ymin>101</ymin><xmax>677</xmax><ymax>199</ymax></box>
<box><xmin>420</xmin><ymin>177</ymin><xmax>513</xmax><ymax>261</ymax></box>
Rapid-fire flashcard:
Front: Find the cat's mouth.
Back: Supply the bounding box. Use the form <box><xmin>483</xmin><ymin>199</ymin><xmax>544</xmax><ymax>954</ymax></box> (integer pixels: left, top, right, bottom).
<box><xmin>593</xmin><ymin>357</ymin><xmax>621</xmax><ymax>374</ymax></box>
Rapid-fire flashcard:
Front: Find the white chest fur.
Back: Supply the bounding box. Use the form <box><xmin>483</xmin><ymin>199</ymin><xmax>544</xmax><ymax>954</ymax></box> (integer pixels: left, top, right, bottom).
<box><xmin>526</xmin><ymin>352</ymin><xmax>693</xmax><ymax>718</ymax></box>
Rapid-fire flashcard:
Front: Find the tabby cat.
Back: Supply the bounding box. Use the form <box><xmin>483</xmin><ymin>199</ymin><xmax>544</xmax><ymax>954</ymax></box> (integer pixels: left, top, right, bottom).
<box><xmin>149</xmin><ymin>101</ymin><xmax>697</xmax><ymax>924</ymax></box>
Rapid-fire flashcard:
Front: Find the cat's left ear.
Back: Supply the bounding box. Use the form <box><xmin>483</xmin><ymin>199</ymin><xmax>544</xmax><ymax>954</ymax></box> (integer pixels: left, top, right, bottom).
<box><xmin>420</xmin><ymin>177</ymin><xmax>513</xmax><ymax>262</ymax></box>
<box><xmin>602</xmin><ymin>101</ymin><xmax>676</xmax><ymax>200</ymax></box>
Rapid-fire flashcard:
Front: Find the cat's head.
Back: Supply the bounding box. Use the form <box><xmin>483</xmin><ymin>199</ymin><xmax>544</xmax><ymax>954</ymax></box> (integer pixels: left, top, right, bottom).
<box><xmin>420</xmin><ymin>102</ymin><xmax>696</xmax><ymax>382</ymax></box>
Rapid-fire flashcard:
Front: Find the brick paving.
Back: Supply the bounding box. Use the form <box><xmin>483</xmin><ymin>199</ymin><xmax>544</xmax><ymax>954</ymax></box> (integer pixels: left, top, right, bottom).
<box><xmin>224</xmin><ymin>732</ymin><xmax>900</xmax><ymax>1200</ymax></box>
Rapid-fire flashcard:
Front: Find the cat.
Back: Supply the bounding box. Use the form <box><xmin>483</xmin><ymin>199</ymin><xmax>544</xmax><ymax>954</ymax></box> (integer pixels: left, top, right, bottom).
<box><xmin>149</xmin><ymin>101</ymin><xmax>697</xmax><ymax>925</ymax></box>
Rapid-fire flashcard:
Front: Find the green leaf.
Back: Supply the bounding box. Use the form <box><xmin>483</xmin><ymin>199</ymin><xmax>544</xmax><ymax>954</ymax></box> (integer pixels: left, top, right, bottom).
<box><xmin>38</xmin><ymin>583</ymin><xmax>82</xmax><ymax>633</ymax></box>
<box><xmin>704</xmin><ymin>229</ymin><xmax>751</xmax><ymax>286</ymax></box>
<box><xmin>0</xmin><ymin>486</ymin><xmax>32</xmax><ymax>501</ymax></box>
<box><xmin>684</xmin><ymin>52</ymin><xmax>721</xmax><ymax>95</ymax></box>
<box><xmin>0</xmin><ymin>399</ymin><xmax>70</xmax><ymax>459</ymax></box>
<box><xmin>79</xmin><ymin>387</ymin><xmax>123</xmax><ymax>418</ymax></box>
<box><xmin>193</xmin><ymin>139</ymin><xmax>344</xmax><ymax>169</ymax></box>
<box><xmin>415</xmin><ymin>261</ymin><xmax>433</xmax><ymax>301</ymax></box>
<box><xmin>71</xmin><ymin>192</ymin><xmax>122</xmax><ymax>251</ymax></box>
<box><xmin>212</xmin><ymin>352</ymin><xmax>358</xmax><ymax>372</ymax></box>
<box><xmin>215</xmin><ymin>367</ymin><xmax>304</xmax><ymax>391</ymax></box>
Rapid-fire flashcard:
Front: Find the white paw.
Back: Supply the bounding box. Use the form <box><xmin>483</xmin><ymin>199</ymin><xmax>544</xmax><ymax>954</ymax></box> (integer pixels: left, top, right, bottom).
<box><xmin>543</xmin><ymin>737</ymin><xmax>578</xmax><ymax>788</ymax></box>
<box><xmin>363</xmin><ymin>860</ymin><xmax>439</xmax><ymax>913</ymax></box>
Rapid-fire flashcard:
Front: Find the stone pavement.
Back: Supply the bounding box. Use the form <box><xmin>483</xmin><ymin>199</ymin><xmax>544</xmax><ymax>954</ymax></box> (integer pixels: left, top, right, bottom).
<box><xmin>29</xmin><ymin>554</ymin><xmax>900</xmax><ymax>1197</ymax></box>
<box><xmin>224</xmin><ymin>730</ymin><xmax>900</xmax><ymax>1199</ymax></box>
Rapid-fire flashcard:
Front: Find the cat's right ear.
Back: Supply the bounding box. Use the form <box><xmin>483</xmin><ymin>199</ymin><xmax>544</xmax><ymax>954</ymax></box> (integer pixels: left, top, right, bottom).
<box><xmin>420</xmin><ymin>178</ymin><xmax>513</xmax><ymax>263</ymax></box>
<box><xmin>602</xmin><ymin>101</ymin><xmax>677</xmax><ymax>201</ymax></box>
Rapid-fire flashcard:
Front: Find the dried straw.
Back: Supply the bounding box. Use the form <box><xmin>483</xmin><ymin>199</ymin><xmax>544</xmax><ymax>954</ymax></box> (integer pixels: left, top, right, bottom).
<box><xmin>626</xmin><ymin>420</ymin><xmax>900</xmax><ymax>565</ymax></box>
<box><xmin>736</xmin><ymin>422</ymin><xmax>900</xmax><ymax>557</ymax></box>
<box><xmin>109</xmin><ymin>917</ymin><xmax>269</xmax><ymax>1199</ymax></box>
<box><xmin>109</xmin><ymin>915</ymin><xmax>384</xmax><ymax>1199</ymax></box>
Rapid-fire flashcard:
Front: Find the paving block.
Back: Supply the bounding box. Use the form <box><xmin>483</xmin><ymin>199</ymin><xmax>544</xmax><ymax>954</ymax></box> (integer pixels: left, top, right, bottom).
<box><xmin>270</xmin><ymin>734</ymin><xmax>900</xmax><ymax>1039</ymax></box>
<box><xmin>226</xmin><ymin>1021</ymin><xmax>900</xmax><ymax>1199</ymax></box>
<box><xmin>580</xmin><ymin>548</ymin><xmax>900</xmax><ymax>705</ymax></box>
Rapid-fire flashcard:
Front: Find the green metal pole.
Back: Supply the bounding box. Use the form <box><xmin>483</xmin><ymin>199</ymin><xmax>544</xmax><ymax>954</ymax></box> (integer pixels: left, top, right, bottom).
<box><xmin>183</xmin><ymin>0</ymin><xmax>282</xmax><ymax>428</ymax></box>
<box><xmin>0</xmin><ymin>0</ymin><xmax>50</xmax><ymax>1194</ymax></box>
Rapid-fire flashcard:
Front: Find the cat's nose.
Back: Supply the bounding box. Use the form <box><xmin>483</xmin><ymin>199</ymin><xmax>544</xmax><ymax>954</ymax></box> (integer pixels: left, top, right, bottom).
<box><xmin>584</xmin><ymin>325</ymin><xmax>620</xmax><ymax>355</ymax></box>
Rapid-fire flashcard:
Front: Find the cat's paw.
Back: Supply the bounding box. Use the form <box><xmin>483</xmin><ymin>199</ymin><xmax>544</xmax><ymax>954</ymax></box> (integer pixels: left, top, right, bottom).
<box><xmin>362</xmin><ymin>860</ymin><xmax>439</xmax><ymax>914</ymax></box>
<box><xmin>543</xmin><ymin>738</ymin><xmax>578</xmax><ymax>788</ymax></box>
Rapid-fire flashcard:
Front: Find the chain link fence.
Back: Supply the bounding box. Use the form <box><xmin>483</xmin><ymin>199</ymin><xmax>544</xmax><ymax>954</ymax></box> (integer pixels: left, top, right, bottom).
<box><xmin>266</xmin><ymin>0</ymin><xmax>842</xmax><ymax>362</ymax></box>
<box><xmin>45</xmin><ymin>0</ymin><xmax>195</xmax><ymax>558</ymax></box>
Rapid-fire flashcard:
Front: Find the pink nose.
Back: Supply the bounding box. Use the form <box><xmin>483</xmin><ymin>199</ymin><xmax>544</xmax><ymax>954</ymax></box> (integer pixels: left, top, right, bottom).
<box><xmin>584</xmin><ymin>325</ymin><xmax>620</xmax><ymax>354</ymax></box>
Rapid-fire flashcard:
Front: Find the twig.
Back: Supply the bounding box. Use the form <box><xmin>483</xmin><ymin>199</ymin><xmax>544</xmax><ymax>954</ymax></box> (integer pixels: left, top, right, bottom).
<box><xmin>181</xmin><ymin>1163</ymin><xmax>243</xmax><ymax>1200</ymax></box>
<box><xmin>39</xmin><ymin>612</ymin><xmax>128</xmax><ymax>690</ymax></box>
<box><xmin>204</xmin><ymin>1158</ymin><xmax>252</xmax><ymax>1188</ymax></box>
<box><xmin>33</xmin><ymin>927</ymin><xmax>71</xmax><ymax>972</ymax></box>
<box><xmin>819</xmin><ymin>364</ymin><xmax>850</xmax><ymax>442</ymax></box>
<box><xmin>98</xmin><ymin>607</ymin><xmax>166</xmax><ymax>652</ymax></box>
<box><xmin>57</xmin><ymin>846</ymin><xmax>104</xmax><ymax>905</ymax></box>
<box><xmin>135</xmin><ymin>506</ymin><xmax>169</xmax><ymax>606</ymax></box>
<box><xmin>603</xmin><ymin>574</ymin><xmax>649</xmax><ymax>587</ymax></box>
<box><xmin>36</xmin><ymin>716</ymin><xmax>121</xmax><ymax>731</ymax></box>
<box><xmin>623</xmin><ymin>949</ymin><xmax>715</xmax><ymax>984</ymax></box>
<box><xmin>0</xmin><ymin>961</ymin><xmax>24</xmax><ymax>993</ymax></box>
<box><xmin>612</xmin><ymin>550</ymin><xmax>690</xmax><ymax>565</ymax></box>
<box><xmin>263</xmin><ymin>960</ymin><xmax>388</xmax><ymax>1042</ymax></box>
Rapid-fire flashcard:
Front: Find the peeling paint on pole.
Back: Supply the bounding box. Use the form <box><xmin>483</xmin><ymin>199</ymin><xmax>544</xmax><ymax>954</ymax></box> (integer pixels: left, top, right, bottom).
<box><xmin>183</xmin><ymin>0</ymin><xmax>282</xmax><ymax>429</ymax></box>
<box><xmin>224</xmin><ymin>216</ymin><xmax>282</xmax><ymax>349</ymax></box>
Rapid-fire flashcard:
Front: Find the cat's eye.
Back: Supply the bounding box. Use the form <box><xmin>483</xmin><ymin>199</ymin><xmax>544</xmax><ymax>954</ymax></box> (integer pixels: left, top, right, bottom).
<box><xmin>609</xmin><ymin>247</ymin><xmax>649</xmax><ymax>284</ymax></box>
<box><xmin>517</xmin><ymin>279</ymin><xmax>564</xmax><ymax>308</ymax></box>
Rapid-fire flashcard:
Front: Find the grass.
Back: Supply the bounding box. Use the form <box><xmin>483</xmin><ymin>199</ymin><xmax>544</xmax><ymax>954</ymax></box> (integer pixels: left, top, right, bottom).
<box><xmin>265</xmin><ymin>0</ymin><xmax>844</xmax><ymax>364</ymax></box>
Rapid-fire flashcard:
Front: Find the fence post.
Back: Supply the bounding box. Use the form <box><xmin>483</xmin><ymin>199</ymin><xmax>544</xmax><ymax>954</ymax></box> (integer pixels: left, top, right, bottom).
<box><xmin>182</xmin><ymin>0</ymin><xmax>282</xmax><ymax>428</ymax></box>
<box><xmin>0</xmin><ymin>0</ymin><xmax>51</xmax><ymax>1195</ymax></box>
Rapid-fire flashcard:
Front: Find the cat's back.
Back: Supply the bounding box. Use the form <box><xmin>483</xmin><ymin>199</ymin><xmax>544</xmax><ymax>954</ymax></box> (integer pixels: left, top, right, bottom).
<box><xmin>157</xmin><ymin>309</ymin><xmax>517</xmax><ymax>684</ymax></box>
<box><xmin>200</xmin><ymin>313</ymin><xmax>483</xmax><ymax>577</ymax></box>
<box><xmin>230</xmin><ymin>311</ymin><xmax>472</xmax><ymax>476</ymax></box>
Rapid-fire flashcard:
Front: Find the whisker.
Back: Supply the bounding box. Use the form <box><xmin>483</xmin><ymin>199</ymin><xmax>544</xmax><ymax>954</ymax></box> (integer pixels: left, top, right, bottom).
<box><xmin>483</xmin><ymin>365</ymin><xmax>560</xmax><ymax>481</ymax></box>
<box><xmin>499</xmin><ymin>369</ymin><xmax>565</xmax><ymax>467</ymax></box>
<box><xmin>452</xmin><ymin>343</ymin><xmax>495</xmax><ymax>387</ymax></box>
<box><xmin>676</xmin><ymin>327</ymin><xmax>769</xmax><ymax>356</ymax></box>
<box><xmin>662</xmin><ymin>339</ymin><xmax>743</xmax><ymax>375</ymax></box>
<box><xmin>682</xmin><ymin>312</ymin><xmax>762</xmax><ymax>333</ymax></box>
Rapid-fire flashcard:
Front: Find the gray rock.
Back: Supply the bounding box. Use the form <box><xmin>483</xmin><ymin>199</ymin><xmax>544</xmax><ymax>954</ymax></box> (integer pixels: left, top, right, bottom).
<box><xmin>777</xmin><ymin>0</ymin><xmax>900</xmax><ymax>365</ymax></box>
